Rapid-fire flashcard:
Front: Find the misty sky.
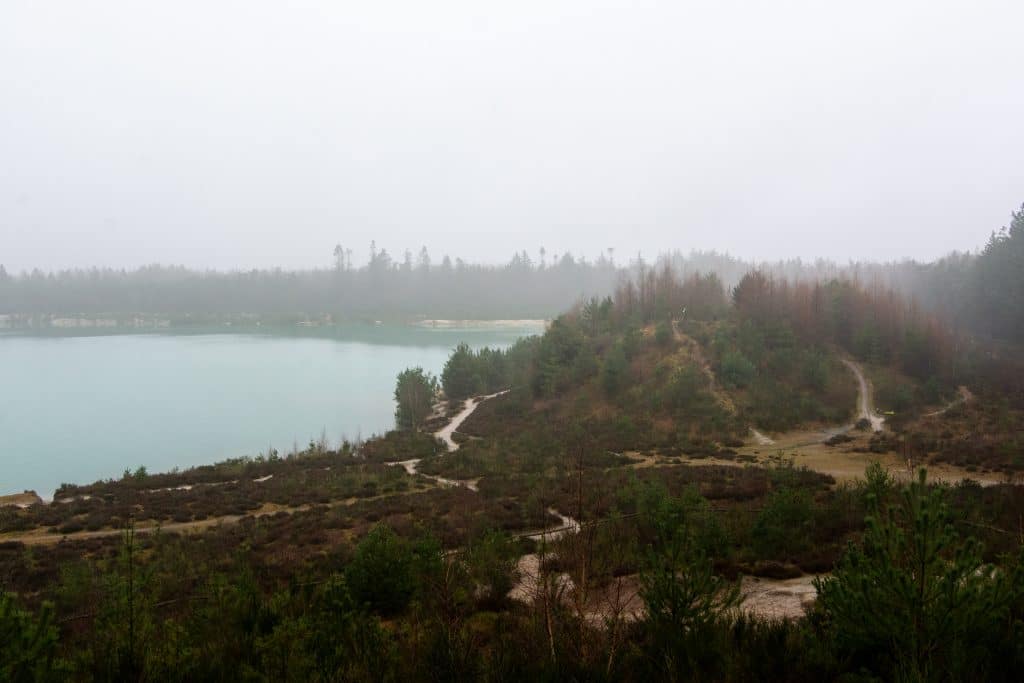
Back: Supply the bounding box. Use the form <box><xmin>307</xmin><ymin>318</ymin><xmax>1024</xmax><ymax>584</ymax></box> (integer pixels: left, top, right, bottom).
<box><xmin>2</xmin><ymin>1</ymin><xmax>1023</xmax><ymax>273</ymax></box>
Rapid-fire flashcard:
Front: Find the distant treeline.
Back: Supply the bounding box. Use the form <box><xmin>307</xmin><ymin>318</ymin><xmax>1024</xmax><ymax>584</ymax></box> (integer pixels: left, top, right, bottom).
<box><xmin>1</xmin><ymin>204</ymin><xmax>1022</xmax><ymax>341</ymax></box>
<box><xmin>0</xmin><ymin>248</ymin><xmax>620</xmax><ymax>321</ymax></box>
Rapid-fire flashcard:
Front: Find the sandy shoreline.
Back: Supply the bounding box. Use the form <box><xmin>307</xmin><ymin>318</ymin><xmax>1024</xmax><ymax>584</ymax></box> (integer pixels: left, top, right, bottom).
<box><xmin>412</xmin><ymin>319</ymin><xmax>548</xmax><ymax>330</ymax></box>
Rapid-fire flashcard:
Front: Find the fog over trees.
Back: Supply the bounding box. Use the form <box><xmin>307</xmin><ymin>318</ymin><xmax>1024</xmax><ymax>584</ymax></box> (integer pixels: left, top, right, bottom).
<box><xmin>0</xmin><ymin>246</ymin><xmax>619</xmax><ymax>321</ymax></box>
<box><xmin>2</xmin><ymin>204</ymin><xmax>1022</xmax><ymax>345</ymax></box>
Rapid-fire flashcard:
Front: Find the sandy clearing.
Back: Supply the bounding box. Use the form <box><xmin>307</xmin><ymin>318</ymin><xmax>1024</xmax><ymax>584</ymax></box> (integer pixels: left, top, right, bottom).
<box><xmin>740</xmin><ymin>575</ymin><xmax>820</xmax><ymax>620</ymax></box>
<box><xmin>510</xmin><ymin>565</ymin><xmax>824</xmax><ymax>623</ymax></box>
<box><xmin>412</xmin><ymin>319</ymin><xmax>548</xmax><ymax>330</ymax></box>
<box><xmin>0</xmin><ymin>491</ymin><xmax>44</xmax><ymax>508</ymax></box>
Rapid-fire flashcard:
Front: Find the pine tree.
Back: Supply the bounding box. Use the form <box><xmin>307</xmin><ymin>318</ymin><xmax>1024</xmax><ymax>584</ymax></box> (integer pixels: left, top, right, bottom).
<box><xmin>639</xmin><ymin>486</ymin><xmax>740</xmax><ymax>679</ymax></box>
<box><xmin>441</xmin><ymin>343</ymin><xmax>481</xmax><ymax>401</ymax></box>
<box><xmin>816</xmin><ymin>469</ymin><xmax>1016</xmax><ymax>681</ymax></box>
<box><xmin>0</xmin><ymin>593</ymin><xmax>59</xmax><ymax>681</ymax></box>
<box><xmin>394</xmin><ymin>367</ymin><xmax>437</xmax><ymax>430</ymax></box>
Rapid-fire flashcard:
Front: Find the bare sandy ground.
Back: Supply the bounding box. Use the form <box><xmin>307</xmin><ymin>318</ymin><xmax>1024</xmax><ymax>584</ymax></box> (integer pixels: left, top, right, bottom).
<box><xmin>413</xmin><ymin>319</ymin><xmax>548</xmax><ymax>330</ymax></box>
<box><xmin>740</xmin><ymin>575</ymin><xmax>820</xmax><ymax>620</ymax></box>
<box><xmin>733</xmin><ymin>428</ymin><xmax>1008</xmax><ymax>486</ymax></box>
<box><xmin>509</xmin><ymin>566</ymin><xmax>822</xmax><ymax>622</ymax></box>
<box><xmin>641</xmin><ymin>432</ymin><xmax>1015</xmax><ymax>488</ymax></box>
<box><xmin>0</xmin><ymin>491</ymin><xmax>44</xmax><ymax>508</ymax></box>
<box><xmin>725</xmin><ymin>359</ymin><xmax>1000</xmax><ymax>487</ymax></box>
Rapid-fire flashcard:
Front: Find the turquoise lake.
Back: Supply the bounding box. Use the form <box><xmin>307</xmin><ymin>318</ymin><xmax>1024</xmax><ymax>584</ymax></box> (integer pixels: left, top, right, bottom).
<box><xmin>0</xmin><ymin>324</ymin><xmax>540</xmax><ymax>499</ymax></box>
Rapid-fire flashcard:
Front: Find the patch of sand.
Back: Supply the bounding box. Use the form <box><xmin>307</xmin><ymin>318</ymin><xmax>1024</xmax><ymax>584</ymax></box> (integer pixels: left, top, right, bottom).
<box><xmin>740</xmin><ymin>575</ymin><xmax>820</xmax><ymax>620</ymax></box>
<box><xmin>0</xmin><ymin>491</ymin><xmax>43</xmax><ymax>508</ymax></box>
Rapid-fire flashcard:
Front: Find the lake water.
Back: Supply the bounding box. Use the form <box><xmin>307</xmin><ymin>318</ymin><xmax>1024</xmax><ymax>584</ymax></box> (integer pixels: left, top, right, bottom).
<box><xmin>0</xmin><ymin>324</ymin><xmax>541</xmax><ymax>498</ymax></box>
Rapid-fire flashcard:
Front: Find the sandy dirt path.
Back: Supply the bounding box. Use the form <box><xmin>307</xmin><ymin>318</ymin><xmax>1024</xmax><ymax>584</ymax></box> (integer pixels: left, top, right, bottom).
<box><xmin>508</xmin><ymin>509</ymin><xmax>584</xmax><ymax>603</ymax></box>
<box><xmin>1</xmin><ymin>501</ymin><xmax>305</xmax><ymax>547</ymax></box>
<box><xmin>923</xmin><ymin>385</ymin><xmax>974</xmax><ymax>417</ymax></box>
<box><xmin>841</xmin><ymin>359</ymin><xmax>885</xmax><ymax>431</ymax></box>
<box><xmin>0</xmin><ymin>487</ymin><xmax>427</xmax><ymax>547</ymax></box>
<box><xmin>624</xmin><ymin>350</ymin><xmax>1002</xmax><ymax>487</ymax></box>
<box><xmin>388</xmin><ymin>390</ymin><xmax>509</xmax><ymax>491</ymax></box>
<box><xmin>435</xmin><ymin>390</ymin><xmax>509</xmax><ymax>451</ymax></box>
<box><xmin>671</xmin><ymin>321</ymin><xmax>737</xmax><ymax>415</ymax></box>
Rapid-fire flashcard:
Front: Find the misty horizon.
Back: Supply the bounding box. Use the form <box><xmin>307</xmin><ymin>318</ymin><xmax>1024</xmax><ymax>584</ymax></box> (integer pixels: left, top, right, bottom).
<box><xmin>3</xmin><ymin>1</ymin><xmax>1023</xmax><ymax>273</ymax></box>
<box><xmin>0</xmin><ymin>237</ymin><xmax>1007</xmax><ymax>278</ymax></box>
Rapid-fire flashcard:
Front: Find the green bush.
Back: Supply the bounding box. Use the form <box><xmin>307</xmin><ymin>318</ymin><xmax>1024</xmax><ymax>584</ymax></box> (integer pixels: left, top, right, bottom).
<box><xmin>601</xmin><ymin>343</ymin><xmax>630</xmax><ymax>396</ymax></box>
<box><xmin>751</xmin><ymin>488</ymin><xmax>814</xmax><ymax>559</ymax></box>
<box><xmin>344</xmin><ymin>525</ymin><xmax>443</xmax><ymax>618</ymax></box>
<box><xmin>655</xmin><ymin>319</ymin><xmax>674</xmax><ymax>346</ymax></box>
<box><xmin>720</xmin><ymin>350</ymin><xmax>756</xmax><ymax>388</ymax></box>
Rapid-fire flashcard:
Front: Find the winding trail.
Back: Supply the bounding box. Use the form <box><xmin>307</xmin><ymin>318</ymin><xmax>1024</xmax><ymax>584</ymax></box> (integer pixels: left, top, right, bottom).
<box><xmin>505</xmin><ymin>354</ymin><xmax>989</xmax><ymax>617</ymax></box>
<box><xmin>0</xmin><ymin>492</ymin><xmax>412</xmax><ymax>547</ymax></box>
<box><xmin>733</xmin><ymin>359</ymin><xmax>1008</xmax><ymax>487</ymax></box>
<box><xmin>2</xmin><ymin>390</ymin><xmax>579</xmax><ymax>546</ymax></box>
<box><xmin>5</xmin><ymin>396</ymin><xmax>509</xmax><ymax>546</ymax></box>
<box><xmin>923</xmin><ymin>385</ymin><xmax>974</xmax><ymax>418</ymax></box>
<box><xmin>393</xmin><ymin>393</ymin><xmax>584</xmax><ymax>605</ymax></box>
<box><xmin>779</xmin><ymin>358</ymin><xmax>884</xmax><ymax>443</ymax></box>
<box><xmin>671</xmin><ymin>321</ymin><xmax>737</xmax><ymax>415</ymax></box>
<box><xmin>412</xmin><ymin>393</ymin><xmax>585</xmax><ymax>606</ymax></box>
<box><xmin>436</xmin><ymin>391</ymin><xmax>509</xmax><ymax>452</ymax></box>
<box><xmin>8</xmin><ymin>347</ymin><xmax>970</xmax><ymax>620</ymax></box>
<box><xmin>841</xmin><ymin>359</ymin><xmax>885</xmax><ymax>432</ymax></box>
<box><xmin>673</xmin><ymin>322</ymin><xmax>883</xmax><ymax>443</ymax></box>
<box><xmin>509</xmin><ymin>508</ymin><xmax>583</xmax><ymax>604</ymax></box>
<box><xmin>524</xmin><ymin>508</ymin><xmax>581</xmax><ymax>542</ymax></box>
<box><xmin>388</xmin><ymin>390</ymin><xmax>509</xmax><ymax>491</ymax></box>
<box><xmin>764</xmin><ymin>358</ymin><xmax>884</xmax><ymax>445</ymax></box>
